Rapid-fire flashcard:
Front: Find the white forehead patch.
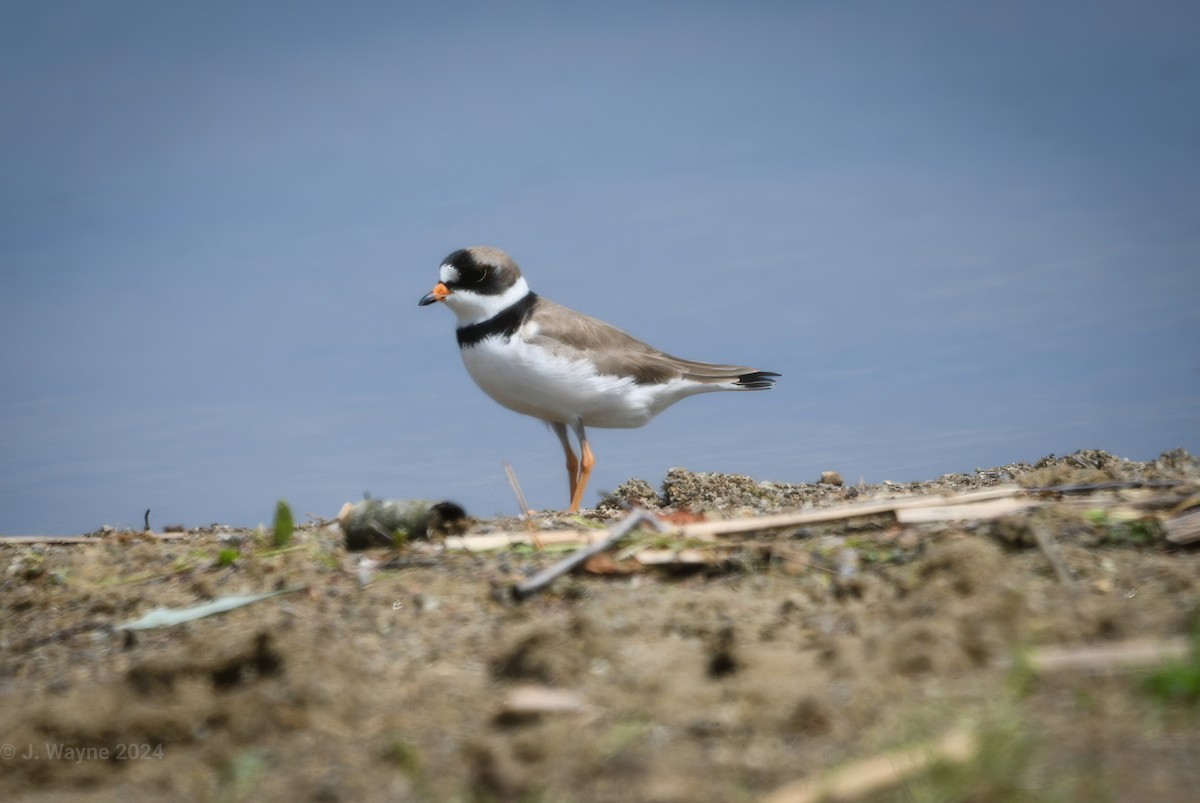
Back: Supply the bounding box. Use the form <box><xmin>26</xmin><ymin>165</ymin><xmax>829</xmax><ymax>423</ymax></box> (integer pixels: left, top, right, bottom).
<box><xmin>439</xmin><ymin>263</ymin><xmax>460</xmax><ymax>284</ymax></box>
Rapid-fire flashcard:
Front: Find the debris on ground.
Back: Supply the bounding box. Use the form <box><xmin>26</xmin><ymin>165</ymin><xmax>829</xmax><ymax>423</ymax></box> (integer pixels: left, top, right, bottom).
<box><xmin>1</xmin><ymin>449</ymin><xmax>1198</xmax><ymax>802</ymax></box>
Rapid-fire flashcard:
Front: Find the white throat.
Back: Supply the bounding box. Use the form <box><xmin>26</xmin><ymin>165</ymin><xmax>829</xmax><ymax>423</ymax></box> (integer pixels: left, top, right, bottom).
<box><xmin>444</xmin><ymin>276</ymin><xmax>532</xmax><ymax>326</ymax></box>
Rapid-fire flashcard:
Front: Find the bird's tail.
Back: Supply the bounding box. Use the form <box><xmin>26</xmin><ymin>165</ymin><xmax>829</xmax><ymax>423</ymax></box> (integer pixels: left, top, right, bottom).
<box><xmin>675</xmin><ymin>359</ymin><xmax>780</xmax><ymax>390</ymax></box>
<box><xmin>733</xmin><ymin>371</ymin><xmax>780</xmax><ymax>390</ymax></box>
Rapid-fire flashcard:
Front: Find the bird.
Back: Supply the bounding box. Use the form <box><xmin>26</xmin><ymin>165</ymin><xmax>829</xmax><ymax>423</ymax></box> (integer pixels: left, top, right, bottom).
<box><xmin>418</xmin><ymin>246</ymin><xmax>779</xmax><ymax>513</ymax></box>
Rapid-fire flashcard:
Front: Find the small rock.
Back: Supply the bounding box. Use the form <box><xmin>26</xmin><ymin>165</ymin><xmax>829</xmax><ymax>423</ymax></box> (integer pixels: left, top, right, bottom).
<box><xmin>598</xmin><ymin>477</ymin><xmax>663</xmax><ymax>510</ymax></box>
<box><xmin>819</xmin><ymin>471</ymin><xmax>845</xmax><ymax>486</ymax></box>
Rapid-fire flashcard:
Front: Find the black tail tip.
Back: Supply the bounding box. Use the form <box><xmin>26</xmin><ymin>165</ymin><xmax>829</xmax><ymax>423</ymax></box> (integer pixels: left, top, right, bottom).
<box><xmin>736</xmin><ymin>371</ymin><xmax>780</xmax><ymax>389</ymax></box>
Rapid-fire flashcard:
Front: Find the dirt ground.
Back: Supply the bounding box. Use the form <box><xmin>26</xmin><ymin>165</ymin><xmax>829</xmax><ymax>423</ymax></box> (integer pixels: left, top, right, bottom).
<box><xmin>2</xmin><ymin>449</ymin><xmax>1198</xmax><ymax>802</ymax></box>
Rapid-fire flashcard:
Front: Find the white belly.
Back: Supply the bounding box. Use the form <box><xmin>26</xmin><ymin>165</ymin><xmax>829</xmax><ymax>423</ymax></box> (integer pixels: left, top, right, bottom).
<box><xmin>460</xmin><ymin>337</ymin><xmax>703</xmax><ymax>428</ymax></box>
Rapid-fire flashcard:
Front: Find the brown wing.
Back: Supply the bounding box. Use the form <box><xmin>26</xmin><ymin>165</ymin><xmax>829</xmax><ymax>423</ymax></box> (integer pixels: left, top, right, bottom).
<box><xmin>526</xmin><ymin>299</ymin><xmax>770</xmax><ymax>387</ymax></box>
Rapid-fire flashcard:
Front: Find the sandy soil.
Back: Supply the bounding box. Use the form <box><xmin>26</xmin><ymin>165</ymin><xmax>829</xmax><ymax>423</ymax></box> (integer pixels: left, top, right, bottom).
<box><xmin>2</xmin><ymin>449</ymin><xmax>1198</xmax><ymax>802</ymax></box>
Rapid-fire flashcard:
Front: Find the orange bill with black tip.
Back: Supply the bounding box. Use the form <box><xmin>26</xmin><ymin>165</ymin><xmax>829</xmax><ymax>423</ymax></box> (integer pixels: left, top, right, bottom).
<box><xmin>418</xmin><ymin>282</ymin><xmax>452</xmax><ymax>306</ymax></box>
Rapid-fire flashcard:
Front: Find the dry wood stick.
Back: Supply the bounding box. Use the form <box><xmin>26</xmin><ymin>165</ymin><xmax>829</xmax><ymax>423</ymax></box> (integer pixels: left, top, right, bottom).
<box><xmin>676</xmin><ymin>486</ymin><xmax>1025</xmax><ymax>539</ymax></box>
<box><xmin>1026</xmin><ymin>479</ymin><xmax>1191</xmax><ymax>494</ymax></box>
<box><xmin>761</xmin><ymin>726</ymin><xmax>976</xmax><ymax>803</ymax></box>
<box><xmin>448</xmin><ymin>487</ymin><xmax>1033</xmax><ymax>552</ymax></box>
<box><xmin>1012</xmin><ymin>637</ymin><xmax>1190</xmax><ymax>674</ymax></box>
<box><xmin>444</xmin><ymin>530</ymin><xmax>602</xmax><ymax>552</ymax></box>
<box><xmin>0</xmin><ymin>532</ymin><xmax>192</xmax><ymax>545</ymax></box>
<box><xmin>511</xmin><ymin>509</ymin><xmax>661</xmax><ymax>600</ymax></box>
<box><xmin>1165</xmin><ymin>509</ymin><xmax>1200</xmax><ymax>545</ymax></box>
<box><xmin>894</xmin><ymin>495</ymin><xmax>1032</xmax><ymax>524</ymax></box>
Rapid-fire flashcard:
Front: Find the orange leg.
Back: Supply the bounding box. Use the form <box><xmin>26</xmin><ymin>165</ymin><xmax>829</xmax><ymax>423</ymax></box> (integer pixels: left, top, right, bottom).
<box><xmin>552</xmin><ymin>423</ymin><xmax>580</xmax><ymax>504</ymax></box>
<box><xmin>567</xmin><ymin>423</ymin><xmax>595</xmax><ymax>513</ymax></box>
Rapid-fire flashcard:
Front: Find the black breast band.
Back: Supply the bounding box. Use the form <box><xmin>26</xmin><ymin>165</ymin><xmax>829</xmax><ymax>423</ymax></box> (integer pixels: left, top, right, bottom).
<box><xmin>456</xmin><ymin>292</ymin><xmax>539</xmax><ymax>348</ymax></box>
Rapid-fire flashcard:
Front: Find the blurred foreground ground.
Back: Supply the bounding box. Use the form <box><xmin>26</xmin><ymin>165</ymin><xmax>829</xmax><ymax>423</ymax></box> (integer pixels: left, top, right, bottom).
<box><xmin>2</xmin><ymin>449</ymin><xmax>1199</xmax><ymax>802</ymax></box>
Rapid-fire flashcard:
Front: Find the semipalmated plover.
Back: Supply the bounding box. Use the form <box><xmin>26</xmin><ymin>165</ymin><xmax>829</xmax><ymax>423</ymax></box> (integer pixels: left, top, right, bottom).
<box><xmin>419</xmin><ymin>246</ymin><xmax>779</xmax><ymax>512</ymax></box>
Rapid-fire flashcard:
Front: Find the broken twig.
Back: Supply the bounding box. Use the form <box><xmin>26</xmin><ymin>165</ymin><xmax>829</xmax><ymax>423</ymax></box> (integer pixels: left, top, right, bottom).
<box><xmin>511</xmin><ymin>509</ymin><xmax>663</xmax><ymax>600</ymax></box>
<box><xmin>893</xmin><ymin>495</ymin><xmax>1032</xmax><ymax>523</ymax></box>
<box><xmin>761</xmin><ymin>726</ymin><xmax>977</xmax><ymax>803</ymax></box>
<box><xmin>1</xmin><ymin>532</ymin><xmax>191</xmax><ymax>545</ymax></box>
<box><xmin>676</xmin><ymin>486</ymin><xmax>1027</xmax><ymax>539</ymax></box>
<box><xmin>1165</xmin><ymin>509</ymin><xmax>1200</xmax><ymax>545</ymax></box>
<box><xmin>1026</xmin><ymin>479</ymin><xmax>1190</xmax><ymax>495</ymax></box>
<box><xmin>1006</xmin><ymin>637</ymin><xmax>1191</xmax><ymax>674</ymax></box>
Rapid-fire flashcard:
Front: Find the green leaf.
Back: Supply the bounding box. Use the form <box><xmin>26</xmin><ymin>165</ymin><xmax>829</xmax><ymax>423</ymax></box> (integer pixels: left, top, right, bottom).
<box><xmin>272</xmin><ymin>499</ymin><xmax>294</xmax><ymax>547</ymax></box>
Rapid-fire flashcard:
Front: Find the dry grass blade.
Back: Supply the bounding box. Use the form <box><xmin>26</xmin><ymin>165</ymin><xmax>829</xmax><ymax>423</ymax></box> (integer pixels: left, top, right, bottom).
<box><xmin>1028</xmin><ymin>519</ymin><xmax>1075</xmax><ymax>585</ymax></box>
<box><xmin>504</xmin><ymin>461</ymin><xmax>534</xmax><ymax>519</ymax></box>
<box><xmin>504</xmin><ymin>461</ymin><xmax>543</xmax><ymax>548</ymax></box>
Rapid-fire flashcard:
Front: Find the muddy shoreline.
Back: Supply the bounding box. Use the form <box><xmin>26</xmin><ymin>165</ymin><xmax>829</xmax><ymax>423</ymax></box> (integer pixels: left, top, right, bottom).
<box><xmin>2</xmin><ymin>449</ymin><xmax>1198</xmax><ymax>802</ymax></box>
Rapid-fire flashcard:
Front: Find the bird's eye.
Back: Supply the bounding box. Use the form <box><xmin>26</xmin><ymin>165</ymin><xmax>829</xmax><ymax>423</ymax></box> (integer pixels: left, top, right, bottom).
<box><xmin>477</xmin><ymin>266</ymin><xmax>489</xmax><ymax>283</ymax></box>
